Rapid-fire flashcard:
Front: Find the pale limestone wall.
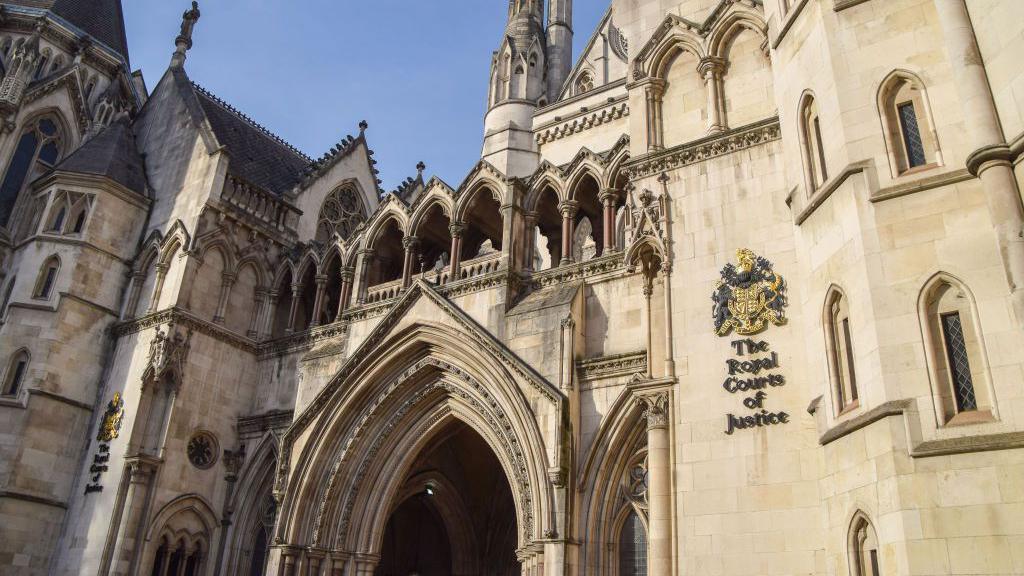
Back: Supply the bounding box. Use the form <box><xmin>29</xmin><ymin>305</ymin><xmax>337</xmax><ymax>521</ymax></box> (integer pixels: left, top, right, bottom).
<box><xmin>661</xmin><ymin>49</ymin><xmax>707</xmax><ymax>148</ymax></box>
<box><xmin>966</xmin><ymin>0</ymin><xmax>1024</xmax><ymax>143</ymax></box>
<box><xmin>722</xmin><ymin>29</ymin><xmax>775</xmax><ymax>128</ymax></box>
<box><xmin>293</xmin><ymin>140</ymin><xmax>380</xmax><ymax>242</ymax></box>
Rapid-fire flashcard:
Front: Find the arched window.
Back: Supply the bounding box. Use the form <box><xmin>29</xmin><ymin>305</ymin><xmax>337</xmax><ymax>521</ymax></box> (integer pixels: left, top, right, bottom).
<box><xmin>47</xmin><ymin>203</ymin><xmax>66</xmax><ymax>232</ymax></box>
<box><xmin>69</xmin><ymin>196</ymin><xmax>90</xmax><ymax>234</ymax></box>
<box><xmin>0</xmin><ymin>115</ymin><xmax>64</xmax><ymax>226</ymax></box>
<box><xmin>920</xmin><ymin>276</ymin><xmax>993</xmax><ymax>424</ymax></box>
<box><xmin>618</xmin><ymin>511</ymin><xmax>648</xmax><ymax>576</ymax></box>
<box><xmin>84</xmin><ymin>79</ymin><xmax>96</xmax><ymax>103</ymax></box>
<box><xmin>576</xmin><ymin>71</ymin><xmax>594</xmax><ymax>95</ymax></box>
<box><xmin>315</xmin><ymin>185</ymin><xmax>365</xmax><ymax>243</ymax></box>
<box><xmin>878</xmin><ymin>71</ymin><xmax>941</xmax><ymax>176</ymax></box>
<box><xmin>33</xmin><ymin>256</ymin><xmax>59</xmax><ymax>300</ymax></box>
<box><xmin>848</xmin><ymin>512</ymin><xmax>880</xmax><ymax>576</ymax></box>
<box><xmin>825</xmin><ymin>288</ymin><xmax>858</xmax><ymax>415</ymax></box>
<box><xmin>34</xmin><ymin>51</ymin><xmax>49</xmax><ymax>80</ymax></box>
<box><xmin>799</xmin><ymin>94</ymin><xmax>827</xmax><ymax>192</ymax></box>
<box><xmin>2</xmin><ymin>349</ymin><xmax>29</xmax><ymax>396</ymax></box>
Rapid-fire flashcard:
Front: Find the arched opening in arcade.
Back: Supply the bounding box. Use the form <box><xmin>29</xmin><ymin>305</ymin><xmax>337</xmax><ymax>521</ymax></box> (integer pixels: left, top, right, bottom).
<box><xmin>375</xmin><ymin>421</ymin><xmax>518</xmax><ymax>576</ymax></box>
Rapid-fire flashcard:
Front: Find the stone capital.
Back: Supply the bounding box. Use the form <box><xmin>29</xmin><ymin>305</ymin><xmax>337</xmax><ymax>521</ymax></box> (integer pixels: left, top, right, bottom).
<box><xmin>402</xmin><ymin>236</ymin><xmax>420</xmax><ymax>250</ymax></box>
<box><xmin>558</xmin><ymin>200</ymin><xmax>579</xmax><ymax>218</ymax></box>
<box><xmin>697</xmin><ymin>56</ymin><xmax>728</xmax><ymax>79</ymax></box>
<box><xmin>637</xmin><ymin>391</ymin><xmax>670</xmax><ymax>430</ymax></box>
<box><xmin>448</xmin><ymin>222</ymin><xmax>466</xmax><ymax>238</ymax></box>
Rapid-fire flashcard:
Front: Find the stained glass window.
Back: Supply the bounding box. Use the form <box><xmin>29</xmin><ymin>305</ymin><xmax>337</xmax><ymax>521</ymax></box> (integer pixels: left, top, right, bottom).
<box><xmin>619</xmin><ymin>511</ymin><xmax>648</xmax><ymax>576</ymax></box>
<box><xmin>898</xmin><ymin>102</ymin><xmax>926</xmax><ymax>168</ymax></box>
<box><xmin>941</xmin><ymin>312</ymin><xmax>977</xmax><ymax>412</ymax></box>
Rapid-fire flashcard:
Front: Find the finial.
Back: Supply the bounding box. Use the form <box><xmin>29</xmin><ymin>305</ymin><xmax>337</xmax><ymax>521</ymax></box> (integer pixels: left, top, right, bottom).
<box><xmin>416</xmin><ymin>161</ymin><xmax>426</xmax><ymax>176</ymax></box>
<box><xmin>171</xmin><ymin>1</ymin><xmax>201</xmax><ymax>68</ymax></box>
<box><xmin>359</xmin><ymin>120</ymin><xmax>368</xmax><ymax>133</ymax></box>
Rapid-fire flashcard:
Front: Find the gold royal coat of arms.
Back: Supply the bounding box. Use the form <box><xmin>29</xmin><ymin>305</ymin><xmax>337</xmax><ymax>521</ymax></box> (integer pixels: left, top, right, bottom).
<box><xmin>712</xmin><ymin>249</ymin><xmax>787</xmax><ymax>336</ymax></box>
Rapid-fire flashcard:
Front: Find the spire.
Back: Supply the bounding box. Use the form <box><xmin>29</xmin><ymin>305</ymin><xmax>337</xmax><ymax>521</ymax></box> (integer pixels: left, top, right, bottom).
<box><xmin>546</xmin><ymin>0</ymin><xmax>573</xmax><ymax>100</ymax></box>
<box><xmin>170</xmin><ymin>1</ymin><xmax>201</xmax><ymax>68</ymax></box>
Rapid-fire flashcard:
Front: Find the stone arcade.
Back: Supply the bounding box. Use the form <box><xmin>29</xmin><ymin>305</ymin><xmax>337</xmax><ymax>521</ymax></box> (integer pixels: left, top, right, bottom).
<box><xmin>2</xmin><ymin>0</ymin><xmax>1024</xmax><ymax>575</ymax></box>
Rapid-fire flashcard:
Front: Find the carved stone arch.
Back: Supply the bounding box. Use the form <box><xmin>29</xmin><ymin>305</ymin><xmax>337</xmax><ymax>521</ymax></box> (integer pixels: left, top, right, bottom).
<box><xmin>320</xmin><ymin>243</ymin><xmax>344</xmax><ymax>272</ymax></box>
<box><xmin>390</xmin><ymin>469</ymin><xmax>480</xmax><ymax>575</ymax></box>
<box><xmin>234</xmin><ymin>255</ymin><xmax>270</xmax><ymax>289</ymax></box>
<box><xmin>578</xmin><ymin>385</ymin><xmax>649</xmax><ymax>574</ymax></box>
<box><xmin>644</xmin><ymin>21</ymin><xmax>706</xmax><ymax>81</ymax></box>
<box><xmin>525</xmin><ymin>172</ymin><xmax>565</xmax><ymax>213</ymax></box>
<box><xmin>139</xmin><ymin>494</ymin><xmax>219</xmax><ymax>576</ymax></box>
<box><xmin>271</xmin><ymin>260</ymin><xmax>296</xmax><ymax>292</ymax></box>
<box><xmin>295</xmin><ymin>250</ymin><xmax>320</xmax><ymax>280</ymax></box>
<box><xmin>275</xmin><ymin>319</ymin><xmax>559</xmax><ymax>564</ymax></box>
<box><xmin>408</xmin><ymin>194</ymin><xmax>454</xmax><ymax>238</ymax></box>
<box><xmin>222</xmin><ymin>432</ymin><xmax>279</xmax><ymax>575</ymax></box>
<box><xmin>705</xmin><ymin>3</ymin><xmax>769</xmax><ymax>59</ymax></box>
<box><xmin>133</xmin><ymin>233</ymin><xmax>163</xmax><ymax>275</ymax></box>
<box><xmin>454</xmin><ymin>178</ymin><xmax>505</xmax><ymax>223</ymax></box>
<box><xmin>564</xmin><ymin>162</ymin><xmax>604</xmax><ymax>202</ymax></box>
<box><xmin>364</xmin><ymin>209</ymin><xmax>409</xmax><ymax>251</ymax></box>
<box><xmin>196</xmin><ymin>237</ymin><xmax>237</xmax><ymax>273</ymax></box>
<box><xmin>159</xmin><ymin>220</ymin><xmax>193</xmax><ymax>262</ymax></box>
<box><xmin>603</xmin><ymin>139</ymin><xmax>632</xmax><ymax>191</ymax></box>
<box><xmin>846</xmin><ymin>508</ymin><xmax>880</xmax><ymax>576</ymax></box>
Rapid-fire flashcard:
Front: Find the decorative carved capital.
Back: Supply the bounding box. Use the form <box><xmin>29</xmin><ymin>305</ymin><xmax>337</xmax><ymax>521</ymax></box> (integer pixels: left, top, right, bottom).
<box><xmin>598</xmin><ymin>188</ymin><xmax>620</xmax><ymax>205</ymax></box>
<box><xmin>547</xmin><ymin>466</ymin><xmax>567</xmax><ymax>487</ymax></box>
<box><xmin>402</xmin><ymin>236</ymin><xmax>420</xmax><ymax>251</ymax></box>
<box><xmin>637</xmin><ymin>392</ymin><xmax>670</xmax><ymax>430</ymax></box>
<box><xmin>558</xmin><ymin>200</ymin><xmax>579</xmax><ymax>218</ymax></box>
<box><xmin>698</xmin><ymin>56</ymin><xmax>728</xmax><ymax>79</ymax></box>
<box><xmin>560</xmin><ymin>315</ymin><xmax>575</xmax><ymax>330</ymax></box>
<box><xmin>448</xmin><ymin>223</ymin><xmax>466</xmax><ymax>238</ymax></box>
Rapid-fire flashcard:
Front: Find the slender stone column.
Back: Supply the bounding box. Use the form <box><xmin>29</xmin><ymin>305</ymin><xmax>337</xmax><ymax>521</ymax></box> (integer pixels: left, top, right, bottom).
<box><xmin>644</xmin><ymin>80</ymin><xmax>666</xmax><ymax>151</ymax></box>
<box><xmin>523</xmin><ymin>212</ymin><xmax>538</xmax><ymax>271</ymax></box>
<box><xmin>401</xmin><ymin>236</ymin><xmax>419</xmax><ymax>289</ymax></box>
<box><xmin>353</xmin><ymin>248</ymin><xmax>374</xmax><ymax>305</ymax></box>
<box><xmin>336</xmin><ymin>267</ymin><xmax>354</xmax><ymax>321</ymax></box>
<box><xmin>213</xmin><ymin>272</ymin><xmax>235</xmax><ymax>324</ymax></box>
<box><xmin>638</xmin><ymin>392</ymin><xmax>671</xmax><ymax>576</ymax></box>
<box><xmin>124</xmin><ymin>272</ymin><xmax>145</xmax><ymax>319</ymax></box>
<box><xmin>328</xmin><ymin>552</ymin><xmax>350</xmax><ymax>576</ymax></box>
<box><xmin>262</xmin><ymin>291</ymin><xmax>279</xmax><ymax>339</ymax></box>
<box><xmin>935</xmin><ymin>0</ymin><xmax>1024</xmax><ymax>324</ymax></box>
<box><xmin>148</xmin><ymin>263</ymin><xmax>169</xmax><ymax>314</ymax></box>
<box><xmin>598</xmin><ymin>189</ymin><xmax>619</xmax><ymax>254</ymax></box>
<box><xmin>642</xmin><ymin>280</ymin><xmax>654</xmax><ymax>378</ymax></box>
<box><xmin>310</xmin><ymin>274</ymin><xmax>328</xmax><ymax>327</ymax></box>
<box><xmin>558</xmin><ymin>200</ymin><xmax>578</xmax><ymax>266</ymax></box>
<box><xmin>661</xmin><ymin>266</ymin><xmax>676</xmax><ymax>377</ymax></box>
<box><xmin>110</xmin><ymin>458</ymin><xmax>159</xmax><ymax>576</ymax></box>
<box><xmin>286</xmin><ymin>283</ymin><xmax>301</xmax><ymax>333</ymax></box>
<box><xmin>306</xmin><ymin>550</ymin><xmax>325</xmax><ymax>576</ymax></box>
<box><xmin>248</xmin><ymin>289</ymin><xmax>266</xmax><ymax>338</ymax></box>
<box><xmin>699</xmin><ymin>57</ymin><xmax>727</xmax><ymax>134</ymax></box>
<box><xmin>352</xmin><ymin>554</ymin><xmax>379</xmax><ymax>576</ymax></box>
<box><xmin>449</xmin><ymin>223</ymin><xmax>465</xmax><ymax>281</ymax></box>
<box><xmin>278</xmin><ymin>546</ymin><xmax>300</xmax><ymax>576</ymax></box>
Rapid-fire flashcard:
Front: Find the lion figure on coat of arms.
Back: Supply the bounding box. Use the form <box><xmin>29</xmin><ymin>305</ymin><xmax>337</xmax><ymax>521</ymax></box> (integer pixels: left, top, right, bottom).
<box><xmin>712</xmin><ymin>249</ymin><xmax>787</xmax><ymax>336</ymax></box>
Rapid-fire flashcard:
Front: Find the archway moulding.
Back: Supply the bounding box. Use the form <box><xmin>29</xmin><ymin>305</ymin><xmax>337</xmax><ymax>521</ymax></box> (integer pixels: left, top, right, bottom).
<box><xmin>273</xmin><ymin>279</ymin><xmax>566</xmax><ymax>556</ymax></box>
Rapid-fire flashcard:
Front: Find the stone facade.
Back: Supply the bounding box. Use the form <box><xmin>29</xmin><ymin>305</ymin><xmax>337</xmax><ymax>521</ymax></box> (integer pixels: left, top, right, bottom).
<box><xmin>0</xmin><ymin>0</ymin><xmax>1023</xmax><ymax>575</ymax></box>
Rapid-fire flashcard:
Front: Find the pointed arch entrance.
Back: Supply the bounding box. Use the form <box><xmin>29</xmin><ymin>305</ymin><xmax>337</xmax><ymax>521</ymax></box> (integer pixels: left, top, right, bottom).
<box><xmin>271</xmin><ymin>294</ymin><xmax>565</xmax><ymax>576</ymax></box>
<box><xmin>376</xmin><ymin>421</ymin><xmax>518</xmax><ymax>576</ymax></box>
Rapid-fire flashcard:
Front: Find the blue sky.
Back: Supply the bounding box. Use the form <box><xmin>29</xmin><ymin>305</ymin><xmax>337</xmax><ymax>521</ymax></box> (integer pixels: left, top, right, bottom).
<box><xmin>122</xmin><ymin>1</ymin><xmax>607</xmax><ymax>191</ymax></box>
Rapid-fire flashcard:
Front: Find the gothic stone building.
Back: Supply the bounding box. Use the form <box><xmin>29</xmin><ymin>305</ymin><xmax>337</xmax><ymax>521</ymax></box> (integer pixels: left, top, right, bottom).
<box><xmin>1</xmin><ymin>0</ymin><xmax>1024</xmax><ymax>575</ymax></box>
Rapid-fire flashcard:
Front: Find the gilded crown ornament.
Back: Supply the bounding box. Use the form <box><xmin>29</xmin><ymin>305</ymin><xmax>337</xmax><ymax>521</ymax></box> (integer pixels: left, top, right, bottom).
<box><xmin>712</xmin><ymin>249</ymin><xmax>787</xmax><ymax>336</ymax></box>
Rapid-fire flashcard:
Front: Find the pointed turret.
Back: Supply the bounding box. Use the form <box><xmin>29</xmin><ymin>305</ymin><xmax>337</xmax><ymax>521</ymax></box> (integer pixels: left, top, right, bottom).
<box><xmin>170</xmin><ymin>1</ymin><xmax>201</xmax><ymax>69</ymax></box>
<box><xmin>482</xmin><ymin>0</ymin><xmax>547</xmax><ymax>177</ymax></box>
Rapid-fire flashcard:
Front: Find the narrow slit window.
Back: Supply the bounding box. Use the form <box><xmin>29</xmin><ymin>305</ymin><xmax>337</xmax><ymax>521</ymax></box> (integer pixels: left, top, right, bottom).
<box><xmin>940</xmin><ymin>311</ymin><xmax>977</xmax><ymax>412</ymax></box>
<box><xmin>898</xmin><ymin>102</ymin><xmax>926</xmax><ymax>168</ymax></box>
<box><xmin>4</xmin><ymin>353</ymin><xmax>28</xmax><ymax>396</ymax></box>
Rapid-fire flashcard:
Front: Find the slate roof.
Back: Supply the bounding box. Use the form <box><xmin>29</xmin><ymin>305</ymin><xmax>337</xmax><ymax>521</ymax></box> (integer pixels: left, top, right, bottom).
<box><xmin>191</xmin><ymin>83</ymin><xmax>311</xmax><ymax>197</ymax></box>
<box><xmin>3</xmin><ymin>0</ymin><xmax>131</xmax><ymax>63</ymax></box>
<box><xmin>51</xmin><ymin>117</ymin><xmax>147</xmax><ymax>195</ymax></box>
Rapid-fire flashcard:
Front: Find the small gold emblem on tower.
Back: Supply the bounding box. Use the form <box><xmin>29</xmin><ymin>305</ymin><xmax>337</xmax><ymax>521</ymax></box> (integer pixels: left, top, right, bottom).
<box><xmin>97</xmin><ymin>392</ymin><xmax>124</xmax><ymax>442</ymax></box>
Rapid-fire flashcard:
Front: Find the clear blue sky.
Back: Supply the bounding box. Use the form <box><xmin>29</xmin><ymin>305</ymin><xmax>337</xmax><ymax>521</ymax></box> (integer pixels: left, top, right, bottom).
<box><xmin>123</xmin><ymin>1</ymin><xmax>607</xmax><ymax>191</ymax></box>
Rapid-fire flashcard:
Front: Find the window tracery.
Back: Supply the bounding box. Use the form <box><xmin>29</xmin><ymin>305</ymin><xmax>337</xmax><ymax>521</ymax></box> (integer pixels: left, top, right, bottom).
<box><xmin>315</xmin><ymin>186</ymin><xmax>365</xmax><ymax>243</ymax></box>
<box><xmin>0</xmin><ymin>116</ymin><xmax>64</xmax><ymax>227</ymax></box>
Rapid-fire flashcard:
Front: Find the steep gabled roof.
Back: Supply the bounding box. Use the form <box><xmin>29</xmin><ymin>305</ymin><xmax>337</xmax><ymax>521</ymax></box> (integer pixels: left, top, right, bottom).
<box><xmin>190</xmin><ymin>82</ymin><xmax>311</xmax><ymax>197</ymax></box>
<box><xmin>50</xmin><ymin>116</ymin><xmax>146</xmax><ymax>194</ymax></box>
<box><xmin>3</xmin><ymin>0</ymin><xmax>131</xmax><ymax>63</ymax></box>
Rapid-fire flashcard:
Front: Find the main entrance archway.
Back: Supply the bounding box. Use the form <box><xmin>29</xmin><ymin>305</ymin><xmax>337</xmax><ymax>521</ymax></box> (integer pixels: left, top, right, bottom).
<box><xmin>375</xmin><ymin>421</ymin><xmax>517</xmax><ymax>576</ymax></box>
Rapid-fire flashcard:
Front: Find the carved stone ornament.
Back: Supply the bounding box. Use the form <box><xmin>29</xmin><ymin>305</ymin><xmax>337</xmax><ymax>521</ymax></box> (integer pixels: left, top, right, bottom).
<box><xmin>637</xmin><ymin>392</ymin><xmax>669</xmax><ymax>430</ymax></box>
<box><xmin>96</xmin><ymin>392</ymin><xmax>124</xmax><ymax>442</ymax></box>
<box><xmin>147</xmin><ymin>325</ymin><xmax>192</xmax><ymax>384</ymax></box>
<box><xmin>711</xmin><ymin>249</ymin><xmax>787</xmax><ymax>337</ymax></box>
<box><xmin>187</xmin><ymin>431</ymin><xmax>218</xmax><ymax>470</ymax></box>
